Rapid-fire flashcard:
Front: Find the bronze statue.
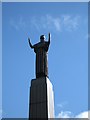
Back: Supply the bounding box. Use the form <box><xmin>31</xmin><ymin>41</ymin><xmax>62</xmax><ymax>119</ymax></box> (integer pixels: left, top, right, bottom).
<box><xmin>28</xmin><ymin>33</ymin><xmax>50</xmax><ymax>78</ymax></box>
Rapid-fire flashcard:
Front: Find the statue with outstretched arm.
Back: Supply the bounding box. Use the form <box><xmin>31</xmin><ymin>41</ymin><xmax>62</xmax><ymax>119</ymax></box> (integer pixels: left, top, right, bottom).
<box><xmin>28</xmin><ymin>33</ymin><xmax>50</xmax><ymax>49</ymax></box>
<box><xmin>28</xmin><ymin>38</ymin><xmax>34</xmax><ymax>49</ymax></box>
<box><xmin>48</xmin><ymin>32</ymin><xmax>50</xmax><ymax>45</ymax></box>
<box><xmin>28</xmin><ymin>33</ymin><xmax>51</xmax><ymax>78</ymax></box>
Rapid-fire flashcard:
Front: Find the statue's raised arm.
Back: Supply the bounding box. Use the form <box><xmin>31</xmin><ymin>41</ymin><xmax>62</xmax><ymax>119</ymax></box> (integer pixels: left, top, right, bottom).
<box><xmin>28</xmin><ymin>38</ymin><xmax>34</xmax><ymax>49</ymax></box>
<box><xmin>48</xmin><ymin>33</ymin><xmax>50</xmax><ymax>45</ymax></box>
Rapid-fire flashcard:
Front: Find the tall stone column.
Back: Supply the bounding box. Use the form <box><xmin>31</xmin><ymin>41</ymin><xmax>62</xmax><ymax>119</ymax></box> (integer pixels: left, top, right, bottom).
<box><xmin>28</xmin><ymin>34</ymin><xmax>54</xmax><ymax>119</ymax></box>
<box><xmin>29</xmin><ymin>77</ymin><xmax>54</xmax><ymax>119</ymax></box>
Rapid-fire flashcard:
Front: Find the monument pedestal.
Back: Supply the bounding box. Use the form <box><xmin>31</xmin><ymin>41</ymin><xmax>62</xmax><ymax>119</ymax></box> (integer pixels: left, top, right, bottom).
<box><xmin>29</xmin><ymin>77</ymin><xmax>54</xmax><ymax>119</ymax></box>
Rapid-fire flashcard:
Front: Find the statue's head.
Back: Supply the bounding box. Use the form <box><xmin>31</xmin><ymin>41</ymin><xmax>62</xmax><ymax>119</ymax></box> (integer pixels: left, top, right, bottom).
<box><xmin>40</xmin><ymin>35</ymin><xmax>45</xmax><ymax>42</ymax></box>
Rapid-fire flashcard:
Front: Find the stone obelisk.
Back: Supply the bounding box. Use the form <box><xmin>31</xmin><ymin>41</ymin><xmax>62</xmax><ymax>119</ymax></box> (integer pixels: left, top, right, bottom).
<box><xmin>28</xmin><ymin>33</ymin><xmax>54</xmax><ymax>119</ymax></box>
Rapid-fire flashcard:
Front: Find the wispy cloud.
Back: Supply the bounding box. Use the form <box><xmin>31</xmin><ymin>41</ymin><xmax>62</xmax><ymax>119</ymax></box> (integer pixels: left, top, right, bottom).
<box><xmin>56</xmin><ymin>110</ymin><xmax>89</xmax><ymax>118</ymax></box>
<box><xmin>45</xmin><ymin>15</ymin><xmax>61</xmax><ymax>31</ymax></box>
<box><xmin>10</xmin><ymin>16</ymin><xmax>26</xmax><ymax>31</ymax></box>
<box><xmin>10</xmin><ymin>14</ymin><xmax>82</xmax><ymax>33</ymax></box>
<box><xmin>57</xmin><ymin>111</ymin><xmax>73</xmax><ymax>118</ymax></box>
<box><xmin>62</xmin><ymin>15</ymin><xmax>80</xmax><ymax>31</ymax></box>
<box><xmin>57</xmin><ymin>101</ymin><xmax>68</xmax><ymax>108</ymax></box>
<box><xmin>30</xmin><ymin>15</ymin><xmax>61</xmax><ymax>32</ymax></box>
<box><xmin>30</xmin><ymin>14</ymin><xmax>80</xmax><ymax>32</ymax></box>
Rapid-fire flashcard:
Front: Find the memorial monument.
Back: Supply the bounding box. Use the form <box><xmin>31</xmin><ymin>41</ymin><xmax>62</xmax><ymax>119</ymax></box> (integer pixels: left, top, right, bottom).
<box><xmin>28</xmin><ymin>33</ymin><xmax>54</xmax><ymax>119</ymax></box>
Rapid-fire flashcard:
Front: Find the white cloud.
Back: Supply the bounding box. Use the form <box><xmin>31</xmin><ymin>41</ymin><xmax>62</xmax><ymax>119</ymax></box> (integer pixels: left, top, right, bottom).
<box><xmin>10</xmin><ymin>19</ymin><xmax>19</xmax><ymax>30</ymax></box>
<box><xmin>46</xmin><ymin>15</ymin><xmax>61</xmax><ymax>31</ymax></box>
<box><xmin>31</xmin><ymin>15</ymin><xmax>61</xmax><ymax>32</ymax></box>
<box><xmin>62</xmin><ymin>15</ymin><xmax>80</xmax><ymax>31</ymax></box>
<box><xmin>10</xmin><ymin>14</ymin><xmax>81</xmax><ymax>33</ymax></box>
<box><xmin>57</xmin><ymin>101</ymin><xmax>68</xmax><ymax>108</ymax></box>
<box><xmin>30</xmin><ymin>14</ymin><xmax>80</xmax><ymax>32</ymax></box>
<box><xmin>57</xmin><ymin>111</ymin><xmax>73</xmax><ymax>118</ymax></box>
<box><xmin>56</xmin><ymin>111</ymin><xmax>90</xmax><ymax>118</ymax></box>
<box><xmin>10</xmin><ymin>16</ymin><xmax>26</xmax><ymax>31</ymax></box>
<box><xmin>57</xmin><ymin>104</ymin><xmax>63</xmax><ymax>108</ymax></box>
<box><xmin>75</xmin><ymin>111</ymin><xmax>89</xmax><ymax>118</ymax></box>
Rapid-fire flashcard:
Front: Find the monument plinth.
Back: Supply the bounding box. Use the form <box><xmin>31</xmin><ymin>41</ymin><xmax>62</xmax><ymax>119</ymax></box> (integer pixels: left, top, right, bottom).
<box><xmin>28</xmin><ymin>33</ymin><xmax>54</xmax><ymax>119</ymax></box>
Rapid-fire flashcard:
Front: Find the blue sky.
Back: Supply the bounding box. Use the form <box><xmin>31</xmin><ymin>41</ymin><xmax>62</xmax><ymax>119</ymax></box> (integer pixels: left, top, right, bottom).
<box><xmin>1</xmin><ymin>0</ymin><xmax>90</xmax><ymax>2</ymax></box>
<box><xmin>2</xmin><ymin>2</ymin><xmax>88</xmax><ymax>118</ymax></box>
<box><xmin>0</xmin><ymin>2</ymin><xmax>2</xmax><ymax>119</ymax></box>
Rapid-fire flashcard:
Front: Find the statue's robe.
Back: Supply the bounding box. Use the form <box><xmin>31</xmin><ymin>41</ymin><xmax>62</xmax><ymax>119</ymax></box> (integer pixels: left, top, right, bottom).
<box><xmin>33</xmin><ymin>41</ymin><xmax>50</xmax><ymax>78</ymax></box>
